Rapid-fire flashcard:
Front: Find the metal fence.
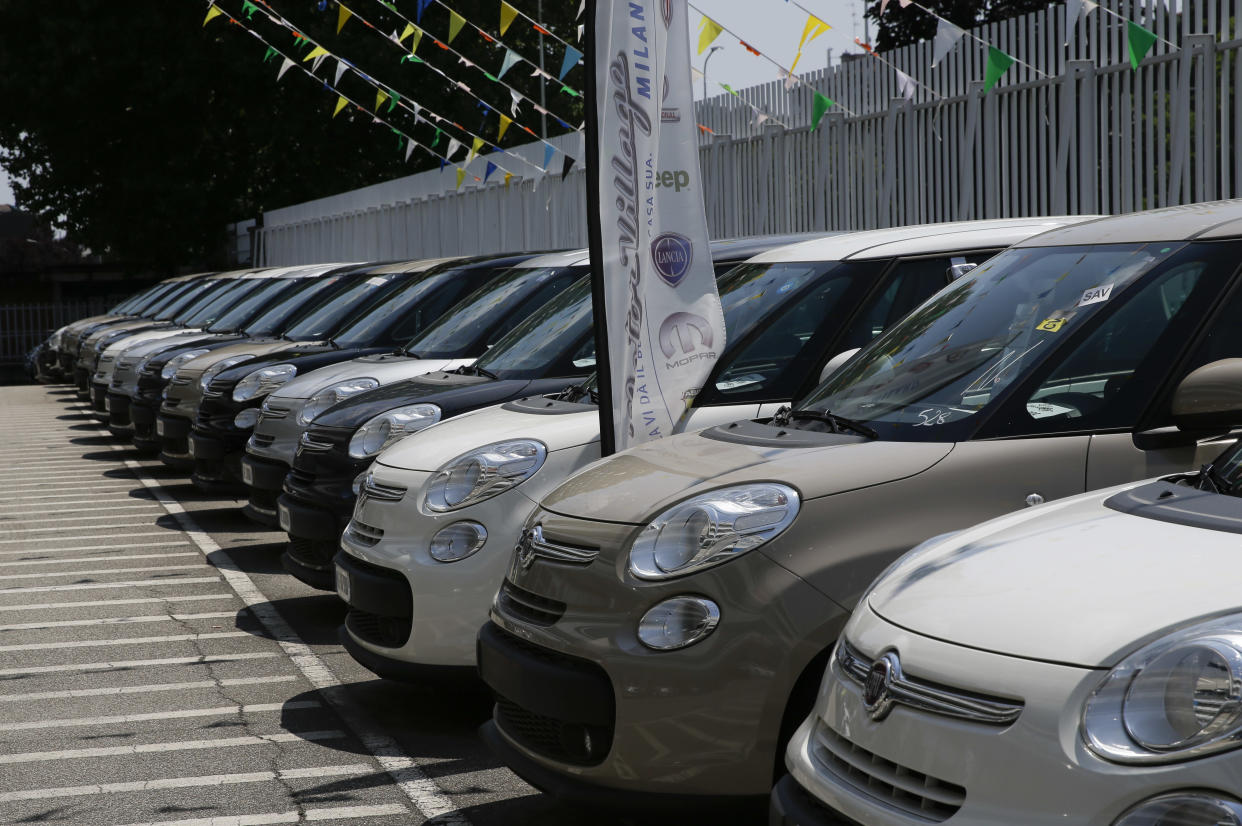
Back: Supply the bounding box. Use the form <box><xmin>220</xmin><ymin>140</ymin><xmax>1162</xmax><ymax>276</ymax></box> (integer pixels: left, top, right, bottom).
<box><xmin>251</xmin><ymin>0</ymin><xmax>1242</xmax><ymax>264</ymax></box>
<box><xmin>0</xmin><ymin>301</ymin><xmax>109</xmax><ymax>365</ymax></box>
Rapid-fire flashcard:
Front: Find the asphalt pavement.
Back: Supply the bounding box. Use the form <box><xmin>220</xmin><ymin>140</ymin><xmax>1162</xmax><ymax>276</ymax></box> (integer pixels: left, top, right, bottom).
<box><xmin>0</xmin><ymin>384</ymin><xmax>648</xmax><ymax>826</ymax></box>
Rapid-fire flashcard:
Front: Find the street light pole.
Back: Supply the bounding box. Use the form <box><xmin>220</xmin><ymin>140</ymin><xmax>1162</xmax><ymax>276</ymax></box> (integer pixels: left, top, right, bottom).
<box><xmin>702</xmin><ymin>45</ymin><xmax>723</xmax><ymax>100</ymax></box>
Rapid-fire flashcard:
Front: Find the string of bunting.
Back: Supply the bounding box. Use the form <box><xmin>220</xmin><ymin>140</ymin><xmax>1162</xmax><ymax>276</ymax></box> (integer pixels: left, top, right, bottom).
<box><xmin>1061</xmin><ymin>0</ymin><xmax>1172</xmax><ymax>68</ymax></box>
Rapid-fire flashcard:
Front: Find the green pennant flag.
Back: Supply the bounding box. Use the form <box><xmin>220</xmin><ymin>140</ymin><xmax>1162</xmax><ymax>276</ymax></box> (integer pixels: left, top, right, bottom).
<box><xmin>983</xmin><ymin>46</ymin><xmax>1015</xmax><ymax>92</ymax></box>
<box><xmin>721</xmin><ymin>83</ymin><xmax>739</xmax><ymax>96</ymax></box>
<box><xmin>1127</xmin><ymin>21</ymin><xmax>1157</xmax><ymax>69</ymax></box>
<box><xmin>431</xmin><ymin>127</ymin><xmax>443</xmax><ymax>148</ymax></box>
<box><xmin>241</xmin><ymin>0</ymin><xmax>259</xmax><ymax>19</ymax></box>
<box><xmin>401</xmin><ymin>53</ymin><xmax>424</xmax><ymax>64</ymax></box>
<box><xmin>387</xmin><ymin>90</ymin><xmax>401</xmax><ymax>113</ymax></box>
<box><xmin>262</xmin><ymin>46</ymin><xmax>278</xmax><ymax>63</ymax></box>
<box><xmin>560</xmin><ymin>85</ymin><xmax>581</xmax><ymax>97</ymax></box>
<box><xmin>811</xmin><ymin>91</ymin><xmax>833</xmax><ymax>130</ymax></box>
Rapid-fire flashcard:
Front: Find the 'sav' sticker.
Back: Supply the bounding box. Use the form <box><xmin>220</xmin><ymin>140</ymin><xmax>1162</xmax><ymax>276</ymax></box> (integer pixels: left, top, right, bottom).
<box><xmin>1036</xmin><ymin>317</ymin><xmax>1068</xmax><ymax>333</ymax></box>
<box><xmin>1077</xmin><ymin>284</ymin><xmax>1114</xmax><ymax>307</ymax></box>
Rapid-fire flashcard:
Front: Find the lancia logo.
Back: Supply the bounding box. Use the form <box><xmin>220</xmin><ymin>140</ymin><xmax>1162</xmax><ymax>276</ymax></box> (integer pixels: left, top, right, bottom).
<box><xmin>862</xmin><ymin>652</ymin><xmax>899</xmax><ymax>721</ymax></box>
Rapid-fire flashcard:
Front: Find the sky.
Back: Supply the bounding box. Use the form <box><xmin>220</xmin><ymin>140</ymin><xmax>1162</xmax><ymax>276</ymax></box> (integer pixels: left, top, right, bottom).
<box><xmin>0</xmin><ymin>0</ymin><xmax>868</xmax><ymax>209</ymax></box>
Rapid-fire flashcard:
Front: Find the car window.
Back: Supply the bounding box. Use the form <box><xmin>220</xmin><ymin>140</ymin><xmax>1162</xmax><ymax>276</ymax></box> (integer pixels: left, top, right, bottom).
<box><xmin>164</xmin><ymin>280</ymin><xmax>235</xmax><ymax>322</ymax></box>
<box><xmin>181</xmin><ymin>280</ymin><xmax>264</xmax><ymax>328</ymax></box>
<box><xmin>206</xmin><ymin>278</ymin><xmax>305</xmax><ymax>333</ymax></box>
<box><xmin>474</xmin><ymin>276</ymin><xmax>593</xmax><ymax>379</ymax></box>
<box><xmin>332</xmin><ymin>269</ymin><xmax>481</xmax><ymax>348</ymax></box>
<box><xmin>243</xmin><ymin>275</ymin><xmax>345</xmax><ymax>336</ymax></box>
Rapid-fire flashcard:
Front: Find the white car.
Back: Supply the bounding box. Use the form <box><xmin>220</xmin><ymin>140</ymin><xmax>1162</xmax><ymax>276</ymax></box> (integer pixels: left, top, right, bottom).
<box><xmin>775</xmin><ymin>359</ymin><xmax>1242</xmax><ymax>826</ymax></box>
<box><xmin>334</xmin><ymin>217</ymin><xmax>1094</xmax><ymax>679</ymax></box>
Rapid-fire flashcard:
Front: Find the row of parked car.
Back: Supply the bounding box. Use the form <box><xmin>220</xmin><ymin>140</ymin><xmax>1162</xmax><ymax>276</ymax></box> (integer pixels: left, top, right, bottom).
<box><xmin>32</xmin><ymin>200</ymin><xmax>1242</xmax><ymax>824</ymax></box>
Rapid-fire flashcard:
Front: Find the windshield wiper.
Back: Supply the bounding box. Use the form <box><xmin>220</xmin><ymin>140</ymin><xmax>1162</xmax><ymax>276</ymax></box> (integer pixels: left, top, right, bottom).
<box><xmin>1194</xmin><ymin>462</ymin><xmax>1230</xmax><ymax>493</ymax></box>
<box><xmin>773</xmin><ymin>405</ymin><xmax>879</xmax><ymax>439</ymax></box>
<box><xmin>469</xmin><ymin>365</ymin><xmax>501</xmax><ymax>380</ymax></box>
<box><xmin>326</xmin><ymin>337</ymin><xmax>341</xmax><ymax>349</ymax></box>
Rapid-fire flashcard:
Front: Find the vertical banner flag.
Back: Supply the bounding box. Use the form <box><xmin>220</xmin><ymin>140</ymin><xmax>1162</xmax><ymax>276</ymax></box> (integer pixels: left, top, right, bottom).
<box><xmin>586</xmin><ymin>0</ymin><xmax>726</xmax><ymax>454</ymax></box>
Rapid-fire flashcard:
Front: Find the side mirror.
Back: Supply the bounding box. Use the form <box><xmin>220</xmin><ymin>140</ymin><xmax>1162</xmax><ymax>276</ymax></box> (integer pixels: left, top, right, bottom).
<box><xmin>1172</xmin><ymin>359</ymin><xmax>1242</xmax><ymax>432</ymax></box>
<box><xmin>948</xmin><ymin>257</ymin><xmax>978</xmax><ymax>281</ymax></box>
<box><xmin>819</xmin><ymin>348</ymin><xmax>861</xmax><ymax>384</ymax></box>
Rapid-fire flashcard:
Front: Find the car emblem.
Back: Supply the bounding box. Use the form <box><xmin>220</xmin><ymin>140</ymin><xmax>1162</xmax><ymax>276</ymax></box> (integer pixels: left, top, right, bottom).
<box><xmin>516</xmin><ymin>527</ymin><xmax>538</xmax><ymax>571</ymax></box>
<box><xmin>862</xmin><ymin>652</ymin><xmax>898</xmax><ymax>721</ymax></box>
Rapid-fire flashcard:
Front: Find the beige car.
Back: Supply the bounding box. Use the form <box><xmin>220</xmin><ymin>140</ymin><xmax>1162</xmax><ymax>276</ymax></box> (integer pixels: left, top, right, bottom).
<box><xmin>478</xmin><ymin>200</ymin><xmax>1242</xmax><ymax>809</ymax></box>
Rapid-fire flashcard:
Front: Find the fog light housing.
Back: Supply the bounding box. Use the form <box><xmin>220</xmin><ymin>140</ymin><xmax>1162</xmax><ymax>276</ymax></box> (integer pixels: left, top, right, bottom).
<box><xmin>429</xmin><ymin>521</ymin><xmax>487</xmax><ymax>562</ymax></box>
<box><xmin>1113</xmin><ymin>791</ymin><xmax>1242</xmax><ymax>825</ymax></box>
<box><xmin>234</xmin><ymin>408</ymin><xmax>260</xmax><ymax>430</ymax></box>
<box><xmin>637</xmin><ymin>597</ymin><xmax>720</xmax><ymax>650</ymax></box>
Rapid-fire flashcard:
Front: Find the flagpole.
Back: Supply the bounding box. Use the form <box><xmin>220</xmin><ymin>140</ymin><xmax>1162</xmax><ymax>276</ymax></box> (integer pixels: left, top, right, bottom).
<box><xmin>583</xmin><ymin>0</ymin><xmax>616</xmax><ymax>458</ymax></box>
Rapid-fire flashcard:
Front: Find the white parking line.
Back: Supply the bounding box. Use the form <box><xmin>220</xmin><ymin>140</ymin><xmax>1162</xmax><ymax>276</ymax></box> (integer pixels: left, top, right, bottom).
<box><xmin>0</xmin><ymin>730</ymin><xmax>345</xmax><ymax>764</ymax></box>
<box><xmin>0</xmin><ymin>675</ymin><xmax>297</xmax><ymax>702</ymax></box>
<box><xmin>0</xmin><ymin>521</ymin><xmax>169</xmax><ymax>535</ymax></box>
<box><xmin>0</xmin><ymin>651</ymin><xmax>280</xmax><ymax>676</ymax></box>
<box><xmin>0</xmin><ymin>563</ymin><xmax>204</xmax><ymax>580</ymax></box>
<box><xmin>0</xmin><ymin>575</ymin><xmax>221</xmax><ymax>594</ymax></box>
<box><xmin>0</xmin><ymin>630</ymin><xmax>252</xmax><ymax>652</ymax></box>
<box><xmin>0</xmin><ymin>763</ymin><xmax>375</xmax><ymax>802</ymax></box>
<box><xmin>113</xmin><ymin>804</ymin><xmax>408</xmax><ymax>826</ymax></box>
<box><xmin>0</xmin><ymin>513</ymin><xmax>158</xmax><ymax>527</ymax></box>
<box><xmin>0</xmin><ymin>479</ymin><xmax>135</xmax><ymax>490</ymax></box>
<box><xmin>0</xmin><ymin>552</ymin><xmax>199</xmax><ymax>568</ymax></box>
<box><xmin>0</xmin><ymin>471</ymin><xmax>112</xmax><ymax>480</ymax></box>
<box><xmin>0</xmin><ymin>541</ymin><xmax>192</xmax><ymax>557</ymax></box>
<box><xmin>0</xmin><ymin>700</ymin><xmax>320</xmax><ymax>732</ymax></box>
<box><xmin>0</xmin><ymin>490</ymin><xmax>138</xmax><ymax>502</ymax></box>
<box><xmin>0</xmin><ymin>503</ymin><xmax>162</xmax><ymax>516</ymax></box>
<box><xmin>0</xmin><ymin>593</ymin><xmax>233</xmax><ymax>612</ymax></box>
<box><xmin>0</xmin><ymin>532</ymin><xmax>179</xmax><ymax>545</ymax></box>
<box><xmin>0</xmin><ymin>610</ymin><xmax>238</xmax><ymax>631</ymax></box>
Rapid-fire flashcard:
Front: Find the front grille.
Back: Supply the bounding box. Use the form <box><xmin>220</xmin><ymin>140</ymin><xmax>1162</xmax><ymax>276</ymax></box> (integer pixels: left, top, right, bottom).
<box><xmin>495</xmin><ymin>696</ymin><xmax>613</xmax><ymax>767</ymax></box>
<box><xmin>810</xmin><ymin>722</ymin><xmax>965</xmax><ymax>822</ymax></box>
<box><xmin>362</xmin><ymin>477</ymin><xmax>406</xmax><ymax>502</ymax></box>
<box><xmin>345</xmin><ymin>519</ymin><xmax>384</xmax><ymax>547</ymax></box>
<box><xmin>286</xmin><ymin>536</ymin><xmax>336</xmax><ymax>570</ymax></box>
<box><xmin>170</xmin><ymin>376</ymin><xmax>192</xmax><ymax>387</ymax></box>
<box><xmin>497</xmin><ymin>579</ymin><xmax>566</xmax><ymax>626</ymax></box>
<box><xmin>346</xmin><ymin>608</ymin><xmax>412</xmax><ymax>648</ymax></box>
<box><xmin>261</xmin><ymin>403</ymin><xmax>290</xmax><ymax>419</ymax></box>
<box><xmin>287</xmin><ymin>468</ymin><xmax>316</xmax><ymax>488</ymax></box>
<box><xmin>250</xmin><ymin>433</ymin><xmax>275</xmax><ymax>448</ymax></box>
<box><xmin>299</xmin><ymin>432</ymin><xmax>334</xmax><ymax>452</ymax></box>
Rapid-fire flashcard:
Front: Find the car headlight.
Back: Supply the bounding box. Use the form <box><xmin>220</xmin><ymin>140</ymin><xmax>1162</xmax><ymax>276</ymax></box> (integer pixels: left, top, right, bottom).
<box><xmin>424</xmin><ymin>440</ymin><xmax>547</xmax><ymax>512</ymax></box>
<box><xmin>347</xmin><ymin>404</ymin><xmax>441</xmax><ymax>459</ymax></box>
<box><xmin>199</xmin><ymin>355</ymin><xmax>254</xmax><ymax>390</ymax></box>
<box><xmin>1113</xmin><ymin>792</ymin><xmax>1242</xmax><ymax>825</ymax></box>
<box><xmin>161</xmin><ymin>349</ymin><xmax>210</xmax><ymax>380</ymax></box>
<box><xmin>627</xmin><ymin>484</ymin><xmax>800</xmax><ymax>580</ymax></box>
<box><xmin>234</xmin><ymin>408</ymin><xmax>261</xmax><ymax>430</ymax></box>
<box><xmin>298</xmin><ymin>378</ymin><xmax>380</xmax><ymax>425</ymax></box>
<box><xmin>233</xmin><ymin>364</ymin><xmax>297</xmax><ymax>402</ymax></box>
<box><xmin>1083</xmin><ymin>612</ymin><xmax>1242</xmax><ymax>763</ymax></box>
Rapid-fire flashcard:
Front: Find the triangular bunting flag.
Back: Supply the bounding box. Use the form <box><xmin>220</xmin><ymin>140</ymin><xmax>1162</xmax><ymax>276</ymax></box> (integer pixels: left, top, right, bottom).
<box><xmin>721</xmin><ymin>83</ymin><xmax>738</xmax><ymax>96</ymax></box>
<box><xmin>263</xmin><ymin>46</ymin><xmax>278</xmax><ymax>63</ymax></box>
<box><xmin>405</xmin><ymin>139</ymin><xmax>417</xmax><ymax>162</ymax></box>
<box><xmin>1064</xmin><ymin>0</ymin><xmax>1099</xmax><ymax>44</ymax></box>
<box><xmin>895</xmin><ymin>68</ymin><xmax>916</xmax><ymax>100</ymax></box>
<box><xmin>783</xmin><ymin>69</ymin><xmax>798</xmax><ymax>91</ymax></box>
<box><xmin>500</xmin><ymin>2</ymin><xmax>518</xmax><ymax>35</ymax></box>
<box><xmin>376</xmin><ymin>89</ymin><xmax>390</xmax><ymax>111</ymax></box>
<box><xmin>983</xmin><ymin>46</ymin><xmax>1015</xmax><ymax>92</ymax></box>
<box><xmin>416</xmin><ymin>0</ymin><xmax>432</xmax><ymax>22</ymax></box>
<box><xmin>559</xmin><ymin>45</ymin><xmax>583</xmax><ymax>81</ymax></box>
<box><xmin>697</xmin><ymin>17</ymin><xmax>723</xmax><ymax>55</ymax></box>
<box><xmin>448</xmin><ymin>11</ymin><xmax>466</xmax><ymax>43</ymax></box>
<box><xmin>931</xmin><ymin>19</ymin><xmax>965</xmax><ymax>67</ymax></box>
<box><xmin>753</xmin><ymin>112</ymin><xmax>770</xmax><ymax>128</ymax></box>
<box><xmin>277</xmin><ymin>57</ymin><xmax>296</xmax><ymax>81</ymax></box>
<box><xmin>334</xmin><ymin>59</ymin><xmax>349</xmax><ymax>84</ymax></box>
<box><xmin>456</xmin><ymin>168</ymin><xmax>467</xmax><ymax>189</ymax></box>
<box><xmin>337</xmin><ymin>4</ymin><xmax>353</xmax><ymax>33</ymax></box>
<box><xmin>303</xmin><ymin>45</ymin><xmax>330</xmax><ymax>63</ymax></box>
<box><xmin>497</xmin><ymin>115</ymin><xmax>512</xmax><ymax>140</ymax></box>
<box><xmin>811</xmin><ymin>91</ymin><xmax>833</xmax><ymax>130</ymax></box>
<box><xmin>398</xmin><ymin>23</ymin><xmax>416</xmax><ymax>43</ymax></box>
<box><xmin>204</xmin><ymin>5</ymin><xmax>223</xmax><ymax>26</ymax></box>
<box><xmin>431</xmin><ymin>128</ymin><xmax>442</xmax><ymax>148</ymax></box>
<box><xmin>498</xmin><ymin>49</ymin><xmax>520</xmax><ymax>79</ymax></box>
<box><xmin>561</xmin><ymin>156</ymin><xmax>575</xmax><ymax>179</ymax></box>
<box><xmin>577</xmin><ymin>0</ymin><xmax>584</xmax><ymax>18</ymax></box>
<box><xmin>797</xmin><ymin>15</ymin><xmax>831</xmax><ymax>52</ymax></box>
<box><xmin>510</xmin><ymin>89</ymin><xmax>522</xmax><ymax>116</ymax></box>
<box><xmin>484</xmin><ymin>161</ymin><xmax>497</xmax><ymax>182</ymax></box>
<box><xmin>241</xmin><ymin>0</ymin><xmax>259</xmax><ymax>20</ymax></box>
<box><xmin>387</xmin><ymin>90</ymin><xmax>400</xmax><ymax>113</ymax></box>
<box><xmin>333</xmin><ymin>95</ymin><xmax>349</xmax><ymax>118</ymax></box>
<box><xmin>446</xmin><ymin>138</ymin><xmax>463</xmax><ymax>160</ymax></box>
<box><xmin>542</xmin><ymin>143</ymin><xmax>556</xmax><ymax>170</ymax></box>
<box><xmin>469</xmin><ymin>137</ymin><xmax>485</xmax><ymax>162</ymax></box>
<box><xmin>504</xmin><ymin>172</ymin><xmax>513</xmax><ymax>189</ymax></box>
<box><xmin>1127</xmin><ymin>21</ymin><xmax>1158</xmax><ymax>69</ymax></box>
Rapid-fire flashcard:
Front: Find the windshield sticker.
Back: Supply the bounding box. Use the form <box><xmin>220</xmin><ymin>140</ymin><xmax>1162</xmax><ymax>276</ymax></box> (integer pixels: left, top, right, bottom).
<box><xmin>1077</xmin><ymin>284</ymin><xmax>1114</xmax><ymax>306</ymax></box>
<box><xmin>1027</xmin><ymin>401</ymin><xmax>1075</xmax><ymax>419</ymax></box>
<box><xmin>365</xmin><ymin>276</ymin><xmax>389</xmax><ymax>286</ymax></box>
<box><xmin>913</xmin><ymin>407</ymin><xmax>952</xmax><ymax>427</ymax></box>
<box><xmin>1036</xmin><ymin>317</ymin><xmax>1068</xmax><ymax>333</ymax></box>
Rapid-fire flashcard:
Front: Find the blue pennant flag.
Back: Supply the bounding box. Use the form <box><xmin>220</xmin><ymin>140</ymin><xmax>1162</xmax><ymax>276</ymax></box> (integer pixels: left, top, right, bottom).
<box><xmin>416</xmin><ymin>0</ymin><xmax>432</xmax><ymax>22</ymax></box>
<box><xmin>558</xmin><ymin>45</ymin><xmax>583</xmax><ymax>81</ymax></box>
<box><xmin>484</xmin><ymin>161</ymin><xmax>498</xmax><ymax>182</ymax></box>
<box><xmin>542</xmin><ymin>143</ymin><xmax>556</xmax><ymax>170</ymax></box>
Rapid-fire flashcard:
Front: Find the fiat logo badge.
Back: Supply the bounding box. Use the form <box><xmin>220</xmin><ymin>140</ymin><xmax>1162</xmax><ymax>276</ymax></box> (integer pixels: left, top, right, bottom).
<box><xmin>862</xmin><ymin>652</ymin><xmax>899</xmax><ymax>721</ymax></box>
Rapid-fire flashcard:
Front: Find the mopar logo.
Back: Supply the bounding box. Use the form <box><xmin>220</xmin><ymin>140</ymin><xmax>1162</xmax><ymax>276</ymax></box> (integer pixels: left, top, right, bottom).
<box><xmin>659</xmin><ymin>312</ymin><xmax>714</xmax><ymax>361</ymax></box>
<box><xmin>650</xmin><ymin>232</ymin><xmax>694</xmax><ymax>286</ymax></box>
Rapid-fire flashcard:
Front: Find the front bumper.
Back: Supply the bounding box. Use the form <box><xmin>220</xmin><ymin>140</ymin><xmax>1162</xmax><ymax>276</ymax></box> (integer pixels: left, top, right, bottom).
<box><xmin>479</xmin><ymin>509</ymin><xmax>848</xmax><ymax>800</ymax></box>
<box><xmin>90</xmin><ymin>379</ymin><xmax>109</xmax><ymax>418</ymax></box>
<box><xmin>782</xmin><ymin>605</ymin><xmax>1242</xmax><ymax>825</ymax></box>
<box><xmin>769</xmin><ymin>774</ymin><xmax>854</xmax><ymax>826</ymax></box>
<box><xmin>106</xmin><ymin>392</ymin><xmax>133</xmax><ymax>436</ymax></box>
<box><xmin>278</xmin><ymin>492</ymin><xmax>346</xmax><ymax>590</ymax></box>
<box><xmin>239</xmin><ymin>453</ymin><xmax>288</xmax><ymax>525</ymax></box>
<box><xmin>155</xmin><ymin>411</ymin><xmax>194</xmax><ymax>468</ymax></box>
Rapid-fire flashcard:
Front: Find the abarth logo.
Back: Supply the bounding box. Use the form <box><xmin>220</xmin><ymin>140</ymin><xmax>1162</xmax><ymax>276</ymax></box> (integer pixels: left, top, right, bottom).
<box><xmin>863</xmin><ymin>652</ymin><xmax>898</xmax><ymax>721</ymax></box>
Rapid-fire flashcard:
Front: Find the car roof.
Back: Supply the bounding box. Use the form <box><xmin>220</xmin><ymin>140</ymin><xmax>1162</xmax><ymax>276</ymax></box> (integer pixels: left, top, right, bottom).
<box><xmin>364</xmin><ymin>257</ymin><xmax>463</xmax><ymax>274</ymax></box>
<box><xmin>709</xmin><ymin>233</ymin><xmax>840</xmax><ymax>261</ymax></box>
<box><xmin>519</xmin><ymin>249</ymin><xmax>591</xmax><ymax>268</ymax></box>
<box><xmin>746</xmin><ymin>217</ymin><xmax>1099</xmax><ymax>263</ymax></box>
<box><xmin>1018</xmin><ymin>199</ymin><xmax>1242</xmax><ymax>246</ymax></box>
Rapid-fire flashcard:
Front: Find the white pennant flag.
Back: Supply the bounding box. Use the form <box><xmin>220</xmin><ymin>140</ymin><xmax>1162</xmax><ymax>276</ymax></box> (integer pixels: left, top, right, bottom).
<box><xmin>577</xmin><ymin>0</ymin><xmax>584</xmax><ymax>18</ymax></box>
<box><xmin>334</xmin><ymin>59</ymin><xmax>349</xmax><ymax>85</ymax></box>
<box><xmin>1064</xmin><ymin>0</ymin><xmax>1099</xmax><ymax>43</ymax></box>
<box><xmin>498</xmin><ymin>49</ymin><xmax>520</xmax><ymax>79</ymax></box>
<box><xmin>446</xmin><ymin>138</ymin><xmax>463</xmax><ymax>160</ymax></box>
<box><xmin>753</xmin><ymin>112</ymin><xmax>770</xmax><ymax>128</ymax></box>
<box><xmin>895</xmin><ymin>68</ymin><xmax>916</xmax><ymax>100</ymax></box>
<box><xmin>931</xmin><ymin>18</ymin><xmax>966</xmax><ymax>67</ymax></box>
<box><xmin>405</xmin><ymin>140</ymin><xmax>417</xmax><ymax>162</ymax></box>
<box><xmin>783</xmin><ymin>69</ymin><xmax>798</xmax><ymax>91</ymax></box>
<box><xmin>509</xmin><ymin>88</ymin><xmax>522</xmax><ymax>116</ymax></box>
<box><xmin>311</xmin><ymin>53</ymin><xmax>328</xmax><ymax>72</ymax></box>
<box><xmin>277</xmin><ymin>57</ymin><xmax>295</xmax><ymax>81</ymax></box>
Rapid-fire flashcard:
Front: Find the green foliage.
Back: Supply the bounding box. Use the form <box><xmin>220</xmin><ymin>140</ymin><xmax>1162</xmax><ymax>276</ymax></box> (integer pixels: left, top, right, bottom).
<box><xmin>865</xmin><ymin>0</ymin><xmax>1056</xmax><ymax>53</ymax></box>
<box><xmin>0</xmin><ymin>0</ymin><xmax>581</xmax><ymax>270</ymax></box>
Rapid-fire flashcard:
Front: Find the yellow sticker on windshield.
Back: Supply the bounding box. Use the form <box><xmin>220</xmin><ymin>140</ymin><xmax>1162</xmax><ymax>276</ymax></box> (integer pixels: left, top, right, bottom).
<box><xmin>1036</xmin><ymin>317</ymin><xmax>1067</xmax><ymax>333</ymax></box>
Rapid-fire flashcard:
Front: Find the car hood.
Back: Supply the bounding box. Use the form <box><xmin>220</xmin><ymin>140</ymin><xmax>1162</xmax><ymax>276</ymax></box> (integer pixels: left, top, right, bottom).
<box><xmin>377</xmin><ymin>397</ymin><xmax>599</xmax><ymax>472</ymax></box>
<box><xmin>119</xmin><ymin>330</ymin><xmax>221</xmax><ymax>359</ymax></box>
<box><xmin>864</xmin><ymin>482</ymin><xmax>1242</xmax><ymax>668</ymax></box>
<box><xmin>539</xmin><ymin>420</ymin><xmax>954</xmax><ymax>525</ymax></box>
<box><xmin>107</xmin><ymin>327</ymin><xmax>200</xmax><ymax>357</ymax></box>
<box><xmin>265</xmin><ymin>354</ymin><xmax>474</xmax><ymax>403</ymax></box>
<box><xmin>175</xmin><ymin>338</ymin><xmax>303</xmax><ymax>379</ymax></box>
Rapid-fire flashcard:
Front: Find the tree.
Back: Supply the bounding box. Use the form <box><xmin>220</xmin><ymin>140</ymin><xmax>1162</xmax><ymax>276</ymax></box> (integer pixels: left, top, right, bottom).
<box><xmin>865</xmin><ymin>1</ymin><xmax>1056</xmax><ymax>53</ymax></box>
<box><xmin>0</xmin><ymin>1</ymin><xmax>582</xmax><ymax>271</ymax></box>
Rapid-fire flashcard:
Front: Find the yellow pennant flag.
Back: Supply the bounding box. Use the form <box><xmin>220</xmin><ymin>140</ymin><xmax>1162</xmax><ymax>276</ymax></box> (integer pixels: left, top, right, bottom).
<box><xmin>448</xmin><ymin>11</ymin><xmax>466</xmax><ymax>43</ymax></box>
<box><xmin>499</xmin><ymin>1</ymin><xmax>518</xmax><ymax>35</ymax></box>
<box><xmin>337</xmin><ymin>4</ymin><xmax>353</xmax><ymax>33</ymax></box>
<box><xmin>497</xmin><ymin>115</ymin><xmax>512</xmax><ymax>141</ymax></box>
<box><xmin>797</xmin><ymin>15</ymin><xmax>831</xmax><ymax>52</ymax></box>
<box><xmin>504</xmin><ymin>172</ymin><xmax>513</xmax><ymax>189</ymax></box>
<box><xmin>469</xmin><ymin>136</ymin><xmax>485</xmax><ymax>162</ymax></box>
<box><xmin>376</xmin><ymin>89</ymin><xmax>389</xmax><ymax>111</ymax></box>
<box><xmin>333</xmin><ymin>95</ymin><xmax>349</xmax><ymax>118</ymax></box>
<box><xmin>698</xmin><ymin>17</ymin><xmax>723</xmax><ymax>55</ymax></box>
<box><xmin>303</xmin><ymin>45</ymin><xmax>330</xmax><ymax>62</ymax></box>
<box><xmin>203</xmin><ymin>5</ymin><xmax>223</xmax><ymax>25</ymax></box>
<box><xmin>398</xmin><ymin>23</ymin><xmax>417</xmax><ymax>43</ymax></box>
<box><xmin>456</xmin><ymin>168</ymin><xmax>467</xmax><ymax>189</ymax></box>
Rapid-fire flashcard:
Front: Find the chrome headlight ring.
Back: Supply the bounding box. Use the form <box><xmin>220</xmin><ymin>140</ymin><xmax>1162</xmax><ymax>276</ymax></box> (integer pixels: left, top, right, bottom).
<box><xmin>199</xmin><ymin>354</ymin><xmax>255</xmax><ymax>390</ymax></box>
<box><xmin>160</xmin><ymin>348</ymin><xmax>211</xmax><ymax>380</ymax></box>
<box><xmin>423</xmin><ymin>439</ymin><xmax>547</xmax><ymax>513</ymax></box>
<box><xmin>233</xmin><ymin>363</ymin><xmax>297</xmax><ymax>402</ymax></box>
<box><xmin>347</xmin><ymin>404</ymin><xmax>442</xmax><ymax>459</ymax></box>
<box><xmin>297</xmin><ymin>378</ymin><xmax>380</xmax><ymax>425</ymax></box>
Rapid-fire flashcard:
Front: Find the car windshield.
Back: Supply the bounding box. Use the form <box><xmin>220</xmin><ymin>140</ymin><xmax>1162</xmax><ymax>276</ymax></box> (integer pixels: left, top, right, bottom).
<box><xmin>243</xmin><ymin>274</ymin><xmax>347</xmax><ymax>336</ymax></box>
<box><xmin>282</xmin><ymin>273</ymin><xmax>405</xmax><ymax>342</ymax></box>
<box><xmin>111</xmin><ymin>284</ymin><xmax>166</xmax><ymax>315</ymax></box>
<box><xmin>331</xmin><ymin>265</ymin><xmax>491</xmax><ymax>349</ymax></box>
<box><xmin>143</xmin><ymin>281</ymin><xmax>201</xmax><ymax>317</ymax></box>
<box><xmin>206</xmin><ymin>278</ymin><xmax>305</xmax><ymax>333</ymax></box>
<box><xmin>474</xmin><ymin>276</ymin><xmax>594</xmax><ymax>379</ymax></box>
<box><xmin>405</xmin><ymin>265</ymin><xmax>586</xmax><ymax>358</ymax></box>
<box><xmin>163</xmin><ymin>280</ymin><xmax>235</xmax><ymax>323</ymax></box>
<box><xmin>799</xmin><ymin>242</ymin><xmax>1211</xmax><ymax>440</ymax></box>
<box><xmin>181</xmin><ymin>280</ymin><xmax>265</xmax><ymax>328</ymax></box>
